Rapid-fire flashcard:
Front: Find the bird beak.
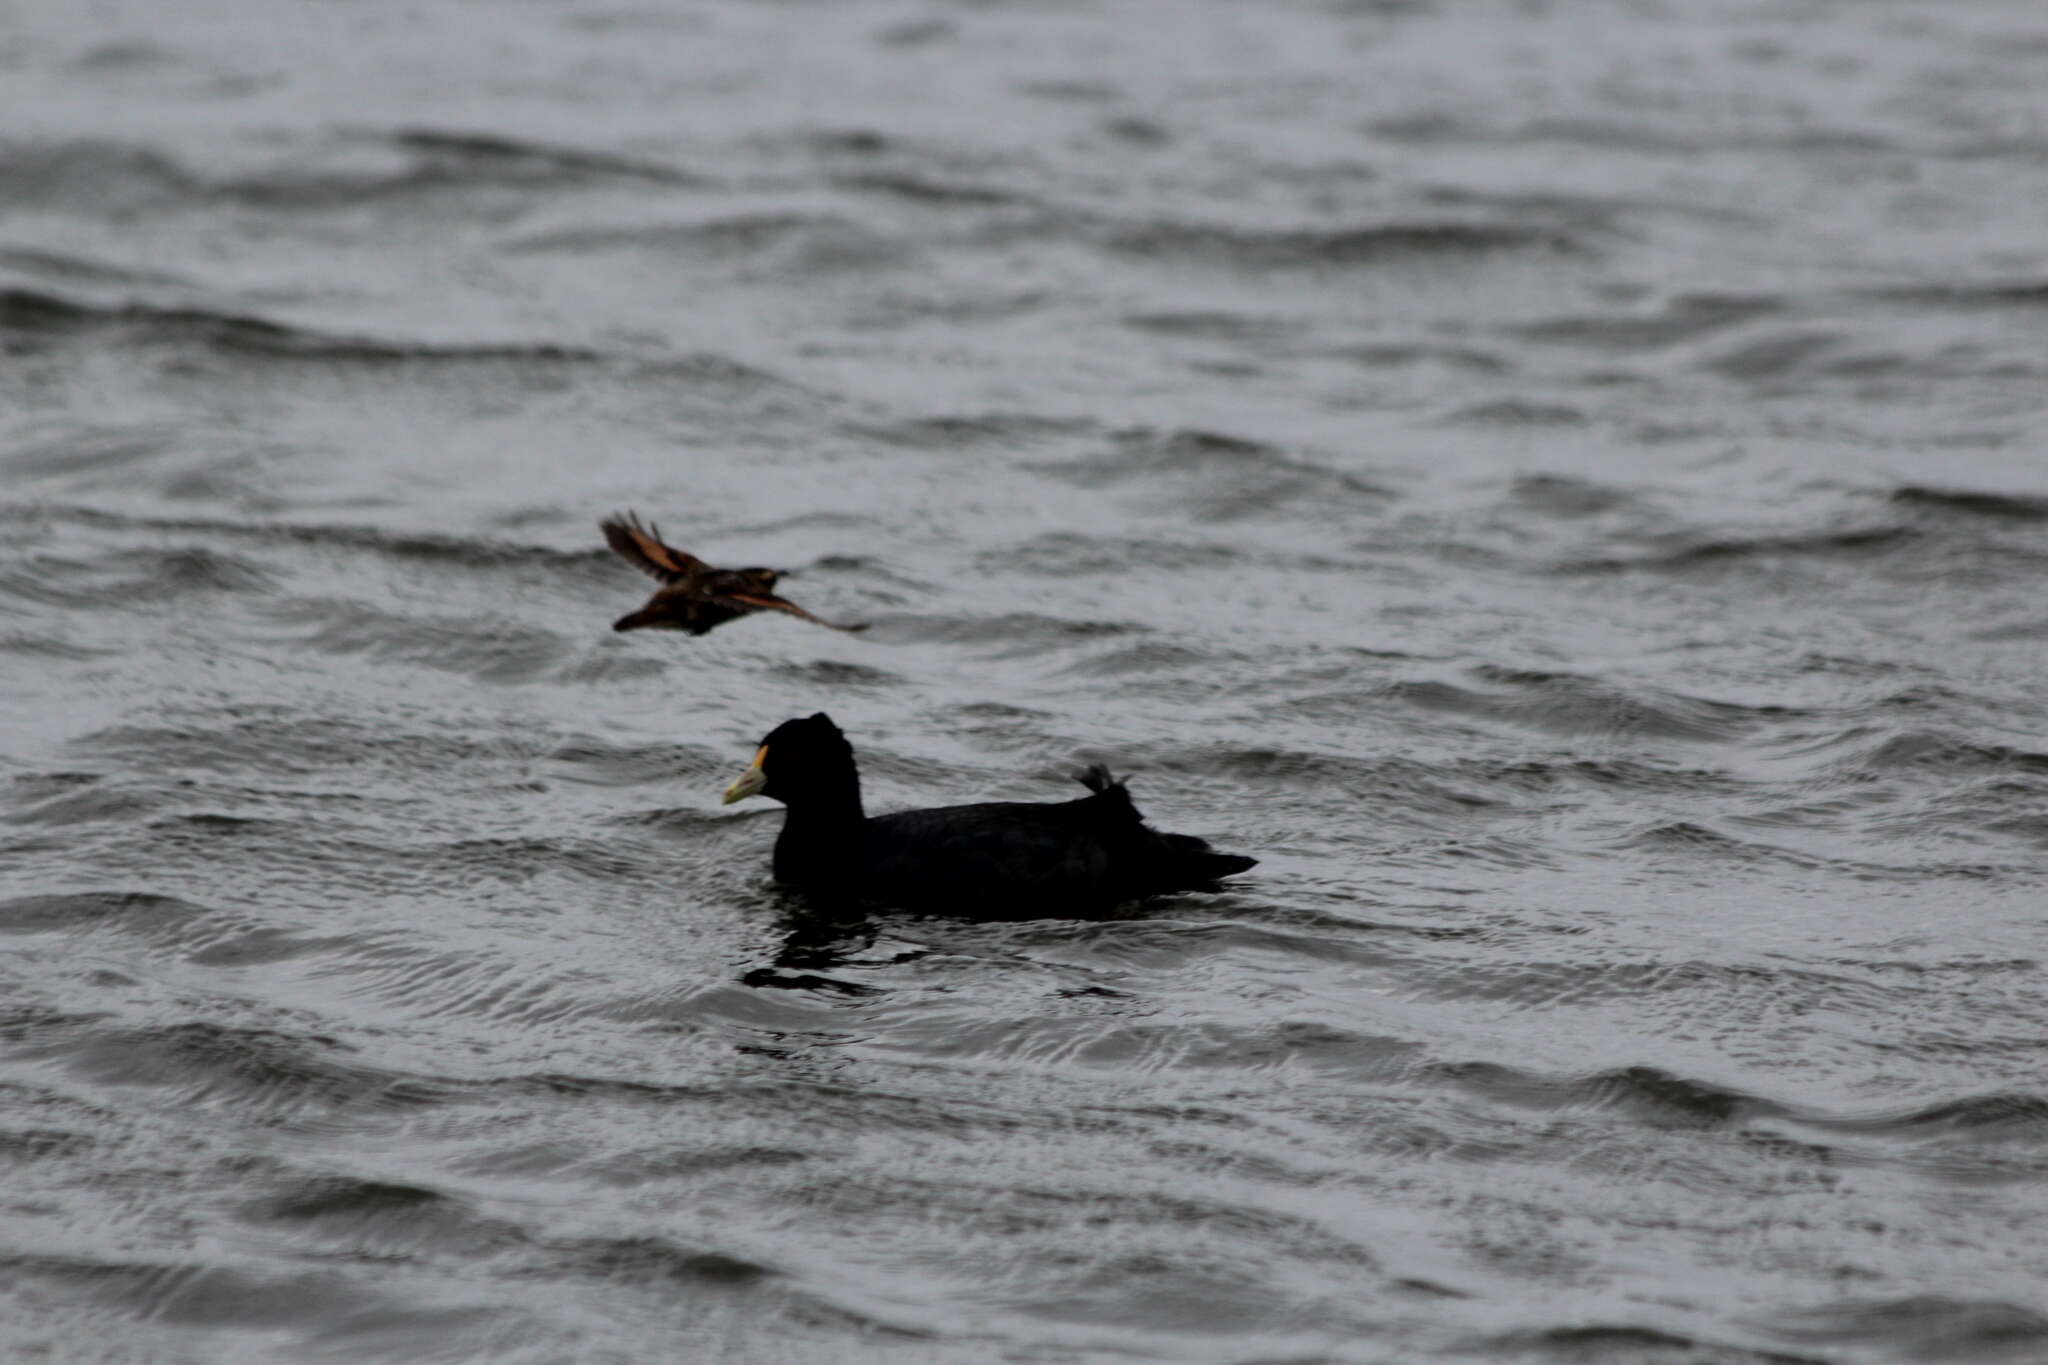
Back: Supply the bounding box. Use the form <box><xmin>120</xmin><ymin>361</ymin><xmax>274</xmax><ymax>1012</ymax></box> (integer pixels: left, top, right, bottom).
<box><xmin>722</xmin><ymin>747</ymin><xmax>768</xmax><ymax>804</ymax></box>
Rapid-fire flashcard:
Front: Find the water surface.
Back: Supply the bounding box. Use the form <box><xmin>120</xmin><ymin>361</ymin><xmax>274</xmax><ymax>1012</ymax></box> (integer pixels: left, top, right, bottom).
<box><xmin>5</xmin><ymin>0</ymin><xmax>2048</xmax><ymax>1360</ymax></box>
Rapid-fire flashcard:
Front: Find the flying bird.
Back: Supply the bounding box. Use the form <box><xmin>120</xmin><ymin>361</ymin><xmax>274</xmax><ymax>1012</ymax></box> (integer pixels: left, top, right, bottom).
<box><xmin>600</xmin><ymin>512</ymin><xmax>868</xmax><ymax>636</ymax></box>
<box><xmin>722</xmin><ymin>712</ymin><xmax>1257</xmax><ymax>914</ymax></box>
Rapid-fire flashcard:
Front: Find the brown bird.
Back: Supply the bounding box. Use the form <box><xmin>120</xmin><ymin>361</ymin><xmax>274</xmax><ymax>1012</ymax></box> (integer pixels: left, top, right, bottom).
<box><xmin>600</xmin><ymin>512</ymin><xmax>869</xmax><ymax>636</ymax></box>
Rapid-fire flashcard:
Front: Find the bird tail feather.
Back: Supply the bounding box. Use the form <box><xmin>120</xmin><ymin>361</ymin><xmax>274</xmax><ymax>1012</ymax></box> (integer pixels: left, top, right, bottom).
<box><xmin>1074</xmin><ymin>763</ymin><xmax>1125</xmax><ymax>796</ymax></box>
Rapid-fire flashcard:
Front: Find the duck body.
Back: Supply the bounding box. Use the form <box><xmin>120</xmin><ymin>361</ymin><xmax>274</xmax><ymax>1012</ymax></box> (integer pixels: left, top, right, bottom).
<box><xmin>725</xmin><ymin>714</ymin><xmax>1256</xmax><ymax>915</ymax></box>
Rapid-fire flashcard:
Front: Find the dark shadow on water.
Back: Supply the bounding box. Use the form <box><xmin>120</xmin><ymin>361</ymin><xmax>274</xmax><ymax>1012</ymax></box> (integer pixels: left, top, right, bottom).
<box><xmin>735</xmin><ymin>885</ymin><xmax>1241</xmax><ymax>995</ymax></box>
<box><xmin>738</xmin><ymin>900</ymin><xmax>895</xmax><ymax>996</ymax></box>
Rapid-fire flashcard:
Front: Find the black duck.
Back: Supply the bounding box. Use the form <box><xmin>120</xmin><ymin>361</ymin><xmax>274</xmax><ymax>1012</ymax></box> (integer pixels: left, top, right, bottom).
<box><xmin>721</xmin><ymin>713</ymin><xmax>1256</xmax><ymax>913</ymax></box>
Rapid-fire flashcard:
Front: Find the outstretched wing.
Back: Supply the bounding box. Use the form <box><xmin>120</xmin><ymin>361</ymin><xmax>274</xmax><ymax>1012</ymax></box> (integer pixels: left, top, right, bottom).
<box><xmin>716</xmin><ymin>591</ymin><xmax>871</xmax><ymax>633</ymax></box>
<box><xmin>601</xmin><ymin>512</ymin><xmax>708</xmax><ymax>583</ymax></box>
<box><xmin>612</xmin><ymin>593</ymin><xmax>749</xmax><ymax>635</ymax></box>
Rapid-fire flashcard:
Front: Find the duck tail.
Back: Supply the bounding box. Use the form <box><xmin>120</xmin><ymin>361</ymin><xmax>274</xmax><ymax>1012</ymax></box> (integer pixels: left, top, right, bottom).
<box><xmin>1074</xmin><ymin>763</ymin><xmax>1125</xmax><ymax>796</ymax></box>
<box><xmin>1156</xmin><ymin>831</ymin><xmax>1257</xmax><ymax>883</ymax></box>
<box><xmin>1073</xmin><ymin>763</ymin><xmax>1142</xmax><ymax>815</ymax></box>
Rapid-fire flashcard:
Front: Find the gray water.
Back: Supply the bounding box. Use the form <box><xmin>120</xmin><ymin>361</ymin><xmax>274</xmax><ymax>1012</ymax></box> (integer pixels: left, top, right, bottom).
<box><xmin>5</xmin><ymin>0</ymin><xmax>2048</xmax><ymax>1360</ymax></box>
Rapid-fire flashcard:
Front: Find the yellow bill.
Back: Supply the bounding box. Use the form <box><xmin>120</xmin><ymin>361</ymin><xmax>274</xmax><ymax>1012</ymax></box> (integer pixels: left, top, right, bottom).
<box><xmin>722</xmin><ymin>746</ymin><xmax>768</xmax><ymax>804</ymax></box>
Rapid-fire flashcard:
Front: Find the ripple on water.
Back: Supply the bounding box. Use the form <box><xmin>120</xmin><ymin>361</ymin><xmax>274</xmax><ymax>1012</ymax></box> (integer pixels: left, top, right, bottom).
<box><xmin>884</xmin><ymin>611</ymin><xmax>1145</xmax><ymax>652</ymax></box>
<box><xmin>838</xmin><ymin>409</ymin><xmax>1087</xmax><ymax>453</ymax></box>
<box><xmin>1846</xmin><ymin>731</ymin><xmax>2048</xmax><ymax>777</ymax></box>
<box><xmin>1771</xmin><ymin>1295</ymin><xmax>2048</xmax><ymax>1361</ymax></box>
<box><xmin>0</xmin><ymin>545</ymin><xmax>276</xmax><ymax>610</ymax></box>
<box><xmin>1101</xmin><ymin>218</ymin><xmax>1583</xmax><ymax>269</ymax></box>
<box><xmin>1889</xmin><ymin>485</ymin><xmax>2048</xmax><ymax>521</ymax></box>
<box><xmin>1553</xmin><ymin>524</ymin><xmax>1921</xmax><ymax>574</ymax></box>
<box><xmin>505</xmin><ymin>211</ymin><xmax>914</xmax><ymax>275</ymax></box>
<box><xmin>0</xmin><ymin>891</ymin><xmax>355</xmax><ymax>969</ymax></box>
<box><xmin>0</xmin><ymin>285</ymin><xmax>609</xmax><ymax>365</ymax></box>
<box><xmin>1029</xmin><ymin>426</ymin><xmax>1394</xmax><ymax>523</ymax></box>
<box><xmin>1384</xmin><ymin>668</ymin><xmax>1783</xmax><ymax>744</ymax></box>
<box><xmin>6</xmin><ymin>0</ymin><xmax>2048</xmax><ymax>1358</ymax></box>
<box><xmin>245</xmin><ymin>598</ymin><xmax>571</xmax><ymax>683</ymax></box>
<box><xmin>70</xmin><ymin>710</ymin><xmax>487</xmax><ymax>780</ymax></box>
<box><xmin>1485</xmin><ymin>1322</ymin><xmax>1822</xmax><ymax>1365</ymax></box>
<box><xmin>23</xmin><ymin>1018</ymin><xmax>453</xmax><ymax>1129</ymax></box>
<box><xmin>986</xmin><ymin>530</ymin><xmax>1250</xmax><ymax>578</ymax></box>
<box><xmin>1513</xmin><ymin>292</ymin><xmax>1786</xmax><ymax>352</ymax></box>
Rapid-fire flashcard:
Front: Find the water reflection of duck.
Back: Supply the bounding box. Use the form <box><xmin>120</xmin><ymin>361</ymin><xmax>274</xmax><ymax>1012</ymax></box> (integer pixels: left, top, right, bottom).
<box><xmin>601</xmin><ymin>511</ymin><xmax>868</xmax><ymax>636</ymax></box>
<box><xmin>722</xmin><ymin>713</ymin><xmax>1257</xmax><ymax>915</ymax></box>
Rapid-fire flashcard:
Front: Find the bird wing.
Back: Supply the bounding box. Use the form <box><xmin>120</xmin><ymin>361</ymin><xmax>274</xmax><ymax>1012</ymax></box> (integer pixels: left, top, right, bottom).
<box><xmin>715</xmin><ymin>591</ymin><xmax>871</xmax><ymax>633</ymax></box>
<box><xmin>601</xmin><ymin>512</ymin><xmax>709</xmax><ymax>583</ymax></box>
<box><xmin>612</xmin><ymin>591</ymin><xmax>749</xmax><ymax>635</ymax></box>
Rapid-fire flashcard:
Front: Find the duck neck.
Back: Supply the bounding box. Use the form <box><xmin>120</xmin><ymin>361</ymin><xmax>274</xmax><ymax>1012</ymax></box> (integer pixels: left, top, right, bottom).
<box><xmin>772</xmin><ymin>772</ymin><xmax>865</xmax><ymax>887</ymax></box>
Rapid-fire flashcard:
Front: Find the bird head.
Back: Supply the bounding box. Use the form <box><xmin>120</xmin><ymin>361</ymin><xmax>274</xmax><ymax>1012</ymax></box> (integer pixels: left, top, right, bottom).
<box><xmin>722</xmin><ymin>713</ymin><xmax>852</xmax><ymax>805</ymax></box>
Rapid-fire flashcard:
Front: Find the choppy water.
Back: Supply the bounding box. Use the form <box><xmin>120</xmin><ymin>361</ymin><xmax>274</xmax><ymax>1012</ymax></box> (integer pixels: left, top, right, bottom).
<box><xmin>5</xmin><ymin>0</ymin><xmax>2048</xmax><ymax>1360</ymax></box>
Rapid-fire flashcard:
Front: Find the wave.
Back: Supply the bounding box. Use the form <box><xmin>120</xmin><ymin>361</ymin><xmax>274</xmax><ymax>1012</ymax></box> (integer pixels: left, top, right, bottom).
<box><xmin>1490</xmin><ymin>1322</ymin><xmax>1825</xmax><ymax>1364</ymax></box>
<box><xmin>385</xmin><ymin>127</ymin><xmax>704</xmax><ymax>187</ymax></box>
<box><xmin>0</xmin><ymin>285</ymin><xmax>608</xmax><ymax>364</ymax></box>
<box><xmin>1846</xmin><ymin>731</ymin><xmax>2048</xmax><ymax>777</ymax></box>
<box><xmin>0</xmin><ymin>289</ymin><xmax>804</xmax><ymax>396</ymax></box>
<box><xmin>843</xmin><ymin>412</ymin><xmax>1087</xmax><ymax>451</ymax></box>
<box><xmin>0</xmin><ymin>889</ymin><xmax>215</xmax><ymax>936</ymax></box>
<box><xmin>1772</xmin><ymin>1295</ymin><xmax>2048</xmax><ymax>1359</ymax></box>
<box><xmin>546</xmin><ymin>736</ymin><xmax>728</xmax><ymax>789</ymax></box>
<box><xmin>1151</xmin><ymin>745</ymin><xmax>1526</xmax><ymax>827</ymax></box>
<box><xmin>882</xmin><ymin>611</ymin><xmax>1145</xmax><ymax>650</ymax></box>
<box><xmin>1892</xmin><ymin>485</ymin><xmax>2048</xmax><ymax>521</ymax></box>
<box><xmin>1514</xmin><ymin>292</ymin><xmax>1784</xmax><ymax>351</ymax></box>
<box><xmin>0</xmin><ymin>544</ymin><xmax>274</xmax><ymax>618</ymax></box>
<box><xmin>1415</xmin><ymin>953</ymin><xmax>1897</xmax><ymax>1012</ymax></box>
<box><xmin>830</xmin><ymin>170</ymin><xmax>1020</xmax><ymax>206</ymax></box>
<box><xmin>1557</xmin><ymin>525</ymin><xmax>1918</xmax><ymax>573</ymax></box>
<box><xmin>1030</xmin><ymin>427</ymin><xmax>1392</xmax><ymax>522</ymax></box>
<box><xmin>247</xmin><ymin>597</ymin><xmax>573</xmax><ymax>684</ymax></box>
<box><xmin>1506</xmin><ymin>473</ymin><xmax>1643</xmax><ymax>517</ymax></box>
<box><xmin>0</xmin><ymin>131</ymin><xmax>704</xmax><ymax>217</ymax></box>
<box><xmin>1420</xmin><ymin>1049</ymin><xmax>2048</xmax><ymax>1163</ymax></box>
<box><xmin>1102</xmin><ymin>218</ymin><xmax>1584</xmax><ymax>267</ymax></box>
<box><xmin>1120</xmin><ymin>310</ymin><xmax>1300</xmax><ymax>342</ymax></box>
<box><xmin>1440</xmin><ymin>398</ymin><xmax>1588</xmax><ymax>426</ymax></box>
<box><xmin>72</xmin><ymin>707</ymin><xmax>490</xmax><ymax>776</ymax></box>
<box><xmin>1526</xmin><ymin>755</ymin><xmax>1752</xmax><ymax>796</ymax></box>
<box><xmin>1386</xmin><ymin>667</ymin><xmax>1784</xmax><ymax>743</ymax></box>
<box><xmin>33</xmin><ymin>1018</ymin><xmax>453</xmax><ymax>1124</ymax></box>
<box><xmin>0</xmin><ymin>138</ymin><xmax>193</xmax><ymax>212</ymax></box>
<box><xmin>1867</xmin><ymin>279</ymin><xmax>2048</xmax><ymax>310</ymax></box>
<box><xmin>9</xmin><ymin>503</ymin><xmax>615</xmax><ymax>576</ymax></box>
<box><xmin>764</xmin><ymin>658</ymin><xmax>905</xmax><ymax>691</ymax></box>
<box><xmin>503</xmin><ymin>211</ymin><xmax>911</xmax><ymax>271</ymax></box>
<box><xmin>0</xmin><ymin>631</ymin><xmax>116</xmax><ymax>661</ymax></box>
<box><xmin>1801</xmin><ymin>1090</ymin><xmax>2048</xmax><ymax>1138</ymax></box>
<box><xmin>0</xmin><ymin>245</ymin><xmax>194</xmax><ymax>288</ymax></box>
<box><xmin>0</xmin><ymin>1200</ymin><xmax>873</xmax><ymax>1355</ymax></box>
<box><xmin>1615</xmin><ymin>821</ymin><xmax>1823</xmax><ymax>867</ymax></box>
<box><xmin>980</xmin><ymin>531</ymin><xmax>1247</xmax><ymax>580</ymax></box>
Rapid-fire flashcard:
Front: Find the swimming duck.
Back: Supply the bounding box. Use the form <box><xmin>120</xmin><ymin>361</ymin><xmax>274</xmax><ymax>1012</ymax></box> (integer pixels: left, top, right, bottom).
<box><xmin>722</xmin><ymin>713</ymin><xmax>1257</xmax><ymax>913</ymax></box>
